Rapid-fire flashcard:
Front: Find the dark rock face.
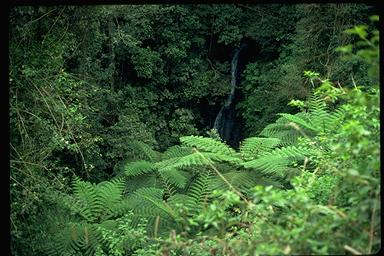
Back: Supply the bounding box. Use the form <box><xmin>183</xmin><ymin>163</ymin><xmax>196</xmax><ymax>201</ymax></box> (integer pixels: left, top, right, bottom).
<box><xmin>214</xmin><ymin>102</ymin><xmax>241</xmax><ymax>147</ymax></box>
<box><xmin>213</xmin><ymin>43</ymin><xmax>246</xmax><ymax>148</ymax></box>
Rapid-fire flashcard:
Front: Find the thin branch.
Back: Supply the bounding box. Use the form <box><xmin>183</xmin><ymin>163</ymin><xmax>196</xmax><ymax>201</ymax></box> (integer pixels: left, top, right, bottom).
<box><xmin>42</xmin><ymin>7</ymin><xmax>66</xmax><ymax>45</ymax></box>
<box><xmin>368</xmin><ymin>195</ymin><xmax>379</xmax><ymax>254</ymax></box>
<box><xmin>192</xmin><ymin>148</ymin><xmax>251</xmax><ymax>205</ymax></box>
<box><xmin>351</xmin><ymin>74</ymin><xmax>358</xmax><ymax>90</ymax></box>
<box><xmin>154</xmin><ymin>215</ymin><xmax>160</xmax><ymax>238</ymax></box>
<box><xmin>344</xmin><ymin>245</ymin><xmax>362</xmax><ymax>255</ymax></box>
<box><xmin>29</xmin><ymin>78</ymin><xmax>60</xmax><ymax>131</ymax></box>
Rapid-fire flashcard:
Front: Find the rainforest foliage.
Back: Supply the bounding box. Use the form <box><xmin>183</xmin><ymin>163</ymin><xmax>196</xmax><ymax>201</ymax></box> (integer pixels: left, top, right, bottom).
<box><xmin>9</xmin><ymin>4</ymin><xmax>380</xmax><ymax>255</ymax></box>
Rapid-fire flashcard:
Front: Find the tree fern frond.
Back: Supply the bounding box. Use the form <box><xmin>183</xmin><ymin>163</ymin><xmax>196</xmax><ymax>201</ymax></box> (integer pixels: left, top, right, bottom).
<box><xmin>130</xmin><ymin>187</ymin><xmax>178</xmax><ymax>220</ymax></box>
<box><xmin>208</xmin><ymin>171</ymin><xmax>256</xmax><ymax>191</ymax></box>
<box><xmin>124</xmin><ymin>160</ymin><xmax>156</xmax><ymax>177</ymax></box>
<box><xmin>124</xmin><ymin>173</ymin><xmax>159</xmax><ymax>194</ymax></box>
<box><xmin>180</xmin><ymin>135</ymin><xmax>237</xmax><ymax>156</ymax></box>
<box><xmin>310</xmin><ymin>107</ymin><xmax>345</xmax><ymax>133</ymax></box>
<box><xmin>242</xmin><ymin>146</ymin><xmax>310</xmax><ymax>177</ymax></box>
<box><xmin>105</xmin><ymin>199</ymin><xmax>131</xmax><ymax>219</ymax></box>
<box><xmin>307</xmin><ymin>92</ymin><xmax>327</xmax><ymax>113</ymax></box>
<box><xmin>45</xmin><ymin>224</ymin><xmax>77</xmax><ymax>256</ymax></box>
<box><xmin>158</xmin><ymin>151</ymin><xmax>241</xmax><ymax>172</ymax></box>
<box><xmin>240</xmin><ymin>137</ymin><xmax>281</xmax><ymax>160</ymax></box>
<box><xmin>259</xmin><ymin>122</ymin><xmax>287</xmax><ymax>138</ymax></box>
<box><xmin>202</xmin><ymin>152</ymin><xmax>242</xmax><ymax>164</ymax></box>
<box><xmin>157</xmin><ymin>152</ymin><xmax>211</xmax><ymax>170</ymax></box>
<box><xmin>158</xmin><ymin>168</ymin><xmax>188</xmax><ymax>189</ymax></box>
<box><xmin>260</xmin><ymin>124</ymin><xmax>301</xmax><ymax>147</ymax></box>
<box><xmin>278</xmin><ymin>113</ymin><xmax>317</xmax><ymax>132</ymax></box>
<box><xmin>243</xmin><ymin>154</ymin><xmax>290</xmax><ymax>177</ymax></box>
<box><xmin>128</xmin><ymin>140</ymin><xmax>160</xmax><ymax>162</ymax></box>
<box><xmin>47</xmin><ymin>222</ymin><xmax>99</xmax><ymax>256</ymax></box>
<box><xmin>160</xmin><ymin>175</ymin><xmax>177</xmax><ymax>199</ymax></box>
<box><xmin>71</xmin><ymin>178</ymin><xmax>100</xmax><ymax>222</ymax></box>
<box><xmin>162</xmin><ymin>145</ymin><xmax>193</xmax><ymax>159</ymax></box>
<box><xmin>185</xmin><ymin>171</ymin><xmax>211</xmax><ymax>212</ymax></box>
<box><xmin>96</xmin><ymin>178</ymin><xmax>126</xmax><ymax>218</ymax></box>
<box><xmin>270</xmin><ymin>145</ymin><xmax>313</xmax><ymax>159</ymax></box>
<box><xmin>208</xmin><ymin>171</ymin><xmax>286</xmax><ymax>192</ymax></box>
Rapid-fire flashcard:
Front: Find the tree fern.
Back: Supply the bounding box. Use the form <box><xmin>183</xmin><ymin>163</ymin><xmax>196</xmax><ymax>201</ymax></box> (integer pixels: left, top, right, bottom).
<box><xmin>157</xmin><ymin>151</ymin><xmax>241</xmax><ymax>172</ymax></box>
<box><xmin>162</xmin><ymin>145</ymin><xmax>193</xmax><ymax>159</ymax></box>
<box><xmin>129</xmin><ymin>187</ymin><xmax>179</xmax><ymax>220</ymax></box>
<box><xmin>242</xmin><ymin>146</ymin><xmax>311</xmax><ymax>177</ymax></box>
<box><xmin>158</xmin><ymin>168</ymin><xmax>188</xmax><ymax>189</ymax></box>
<box><xmin>45</xmin><ymin>222</ymin><xmax>100</xmax><ymax>256</ymax></box>
<box><xmin>128</xmin><ymin>140</ymin><xmax>160</xmax><ymax>162</ymax></box>
<box><xmin>259</xmin><ymin>115</ymin><xmax>304</xmax><ymax>146</ymax></box>
<box><xmin>96</xmin><ymin>178</ymin><xmax>126</xmax><ymax>218</ymax></box>
<box><xmin>261</xmin><ymin>92</ymin><xmax>346</xmax><ymax>145</ymax></box>
<box><xmin>240</xmin><ymin>137</ymin><xmax>281</xmax><ymax>160</ymax></box>
<box><xmin>46</xmin><ymin>178</ymin><xmax>131</xmax><ymax>255</ymax></box>
<box><xmin>184</xmin><ymin>171</ymin><xmax>211</xmax><ymax>212</ymax></box>
<box><xmin>310</xmin><ymin>107</ymin><xmax>345</xmax><ymax>134</ymax></box>
<box><xmin>278</xmin><ymin>113</ymin><xmax>317</xmax><ymax>132</ymax></box>
<box><xmin>307</xmin><ymin>92</ymin><xmax>328</xmax><ymax>113</ymax></box>
<box><xmin>180</xmin><ymin>135</ymin><xmax>237</xmax><ymax>156</ymax></box>
<box><xmin>70</xmin><ymin>177</ymin><xmax>101</xmax><ymax>223</ymax></box>
<box><xmin>156</xmin><ymin>152</ymin><xmax>211</xmax><ymax>170</ymax></box>
<box><xmin>124</xmin><ymin>160</ymin><xmax>157</xmax><ymax>177</ymax></box>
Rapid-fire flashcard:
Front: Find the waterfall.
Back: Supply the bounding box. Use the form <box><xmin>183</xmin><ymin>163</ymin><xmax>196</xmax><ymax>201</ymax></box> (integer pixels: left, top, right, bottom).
<box><xmin>213</xmin><ymin>44</ymin><xmax>245</xmax><ymax>145</ymax></box>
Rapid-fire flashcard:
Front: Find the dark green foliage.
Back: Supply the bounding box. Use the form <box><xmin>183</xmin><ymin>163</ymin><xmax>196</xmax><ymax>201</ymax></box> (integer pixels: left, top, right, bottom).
<box><xmin>41</xmin><ymin>178</ymin><xmax>137</xmax><ymax>255</ymax></box>
<box><xmin>238</xmin><ymin>4</ymin><xmax>372</xmax><ymax>136</ymax></box>
<box><xmin>10</xmin><ymin>5</ymin><xmax>378</xmax><ymax>256</ymax></box>
<box><xmin>124</xmin><ymin>160</ymin><xmax>156</xmax><ymax>177</ymax></box>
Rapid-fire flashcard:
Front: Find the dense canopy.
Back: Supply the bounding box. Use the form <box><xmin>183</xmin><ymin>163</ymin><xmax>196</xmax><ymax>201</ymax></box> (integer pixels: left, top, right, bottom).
<box><xmin>10</xmin><ymin>4</ymin><xmax>380</xmax><ymax>255</ymax></box>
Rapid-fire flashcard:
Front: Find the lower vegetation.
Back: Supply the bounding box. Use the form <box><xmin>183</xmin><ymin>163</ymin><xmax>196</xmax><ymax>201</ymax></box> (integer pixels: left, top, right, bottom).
<box><xmin>9</xmin><ymin>5</ymin><xmax>379</xmax><ymax>255</ymax></box>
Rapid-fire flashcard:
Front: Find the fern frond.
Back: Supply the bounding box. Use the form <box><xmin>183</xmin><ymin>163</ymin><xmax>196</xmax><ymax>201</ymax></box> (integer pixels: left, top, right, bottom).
<box><xmin>307</xmin><ymin>92</ymin><xmax>327</xmax><ymax>113</ymax></box>
<box><xmin>259</xmin><ymin>122</ymin><xmax>283</xmax><ymax>138</ymax></box>
<box><xmin>167</xmin><ymin>193</ymin><xmax>191</xmax><ymax>207</ymax></box>
<box><xmin>202</xmin><ymin>152</ymin><xmax>242</xmax><ymax>164</ymax></box>
<box><xmin>260</xmin><ymin>123</ymin><xmax>301</xmax><ymax>147</ymax></box>
<box><xmin>71</xmin><ymin>177</ymin><xmax>100</xmax><ymax>222</ymax></box>
<box><xmin>259</xmin><ymin>114</ymin><xmax>306</xmax><ymax>146</ymax></box>
<box><xmin>180</xmin><ymin>135</ymin><xmax>237</xmax><ymax>156</ymax></box>
<box><xmin>278</xmin><ymin>113</ymin><xmax>317</xmax><ymax>132</ymax></box>
<box><xmin>242</xmin><ymin>146</ymin><xmax>310</xmax><ymax>177</ymax></box>
<box><xmin>243</xmin><ymin>154</ymin><xmax>290</xmax><ymax>177</ymax></box>
<box><xmin>124</xmin><ymin>160</ymin><xmax>156</xmax><ymax>177</ymax></box>
<box><xmin>158</xmin><ymin>168</ymin><xmax>188</xmax><ymax>189</ymax></box>
<box><xmin>160</xmin><ymin>175</ymin><xmax>177</xmax><ymax>199</ymax></box>
<box><xmin>124</xmin><ymin>173</ymin><xmax>159</xmax><ymax>194</ymax></box>
<box><xmin>158</xmin><ymin>152</ymin><xmax>241</xmax><ymax>172</ymax></box>
<box><xmin>157</xmin><ymin>152</ymin><xmax>210</xmax><ymax>170</ymax></box>
<box><xmin>130</xmin><ymin>187</ymin><xmax>178</xmax><ymax>220</ymax></box>
<box><xmin>185</xmin><ymin>171</ymin><xmax>211</xmax><ymax>212</ymax></box>
<box><xmin>96</xmin><ymin>178</ymin><xmax>125</xmax><ymax>218</ymax></box>
<box><xmin>310</xmin><ymin>107</ymin><xmax>345</xmax><ymax>133</ymax></box>
<box><xmin>240</xmin><ymin>137</ymin><xmax>281</xmax><ymax>160</ymax></box>
<box><xmin>162</xmin><ymin>145</ymin><xmax>193</xmax><ymax>159</ymax></box>
<box><xmin>47</xmin><ymin>222</ymin><xmax>99</xmax><ymax>256</ymax></box>
<box><xmin>128</xmin><ymin>140</ymin><xmax>160</xmax><ymax>161</ymax></box>
<box><xmin>208</xmin><ymin>171</ymin><xmax>285</xmax><ymax>192</ymax></box>
<box><xmin>208</xmin><ymin>171</ymin><xmax>255</xmax><ymax>191</ymax></box>
<box><xmin>106</xmin><ymin>198</ymin><xmax>132</xmax><ymax>219</ymax></box>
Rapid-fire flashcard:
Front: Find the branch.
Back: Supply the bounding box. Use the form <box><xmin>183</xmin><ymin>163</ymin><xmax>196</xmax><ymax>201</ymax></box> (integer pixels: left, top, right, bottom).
<box><xmin>192</xmin><ymin>148</ymin><xmax>251</xmax><ymax>205</ymax></box>
<box><xmin>344</xmin><ymin>245</ymin><xmax>362</xmax><ymax>255</ymax></box>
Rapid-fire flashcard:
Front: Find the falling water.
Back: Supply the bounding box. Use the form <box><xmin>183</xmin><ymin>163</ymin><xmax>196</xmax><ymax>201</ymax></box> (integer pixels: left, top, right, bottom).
<box><xmin>213</xmin><ymin>44</ymin><xmax>245</xmax><ymax>145</ymax></box>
